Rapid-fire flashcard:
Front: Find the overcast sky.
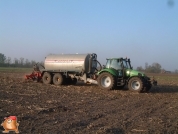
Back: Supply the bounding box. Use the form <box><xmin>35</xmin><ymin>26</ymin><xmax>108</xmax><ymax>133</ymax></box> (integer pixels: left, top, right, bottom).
<box><xmin>0</xmin><ymin>0</ymin><xmax>178</xmax><ymax>71</ymax></box>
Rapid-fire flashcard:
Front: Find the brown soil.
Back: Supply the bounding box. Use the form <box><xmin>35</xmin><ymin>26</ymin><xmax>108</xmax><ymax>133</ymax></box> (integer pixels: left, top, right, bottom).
<box><xmin>0</xmin><ymin>72</ymin><xmax>178</xmax><ymax>134</ymax></box>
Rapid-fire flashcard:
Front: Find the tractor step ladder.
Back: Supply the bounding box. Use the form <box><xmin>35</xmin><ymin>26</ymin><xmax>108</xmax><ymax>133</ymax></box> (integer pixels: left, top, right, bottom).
<box><xmin>117</xmin><ymin>77</ymin><xmax>125</xmax><ymax>86</ymax></box>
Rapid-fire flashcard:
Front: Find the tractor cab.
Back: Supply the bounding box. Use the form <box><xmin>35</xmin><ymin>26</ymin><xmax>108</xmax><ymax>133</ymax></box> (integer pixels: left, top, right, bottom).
<box><xmin>105</xmin><ymin>58</ymin><xmax>132</xmax><ymax>70</ymax></box>
<box><xmin>104</xmin><ymin>58</ymin><xmax>132</xmax><ymax>78</ymax></box>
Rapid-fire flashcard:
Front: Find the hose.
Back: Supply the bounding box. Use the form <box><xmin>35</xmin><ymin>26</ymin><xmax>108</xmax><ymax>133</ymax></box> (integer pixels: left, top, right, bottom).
<box><xmin>94</xmin><ymin>60</ymin><xmax>102</xmax><ymax>72</ymax></box>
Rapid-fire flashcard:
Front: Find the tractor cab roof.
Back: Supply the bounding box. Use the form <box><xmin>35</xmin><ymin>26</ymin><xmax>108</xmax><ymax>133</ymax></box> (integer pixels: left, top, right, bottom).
<box><xmin>106</xmin><ymin>57</ymin><xmax>128</xmax><ymax>60</ymax></box>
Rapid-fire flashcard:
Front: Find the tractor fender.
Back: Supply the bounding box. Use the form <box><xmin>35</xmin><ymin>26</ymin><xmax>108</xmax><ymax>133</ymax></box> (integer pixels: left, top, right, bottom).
<box><xmin>97</xmin><ymin>68</ymin><xmax>118</xmax><ymax>77</ymax></box>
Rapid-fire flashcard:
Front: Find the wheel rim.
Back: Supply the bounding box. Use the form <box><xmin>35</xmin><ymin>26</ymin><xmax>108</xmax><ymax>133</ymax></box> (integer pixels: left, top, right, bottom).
<box><xmin>53</xmin><ymin>73</ymin><xmax>63</xmax><ymax>85</ymax></box>
<box><xmin>56</xmin><ymin>77</ymin><xmax>60</xmax><ymax>82</ymax></box>
<box><xmin>131</xmin><ymin>80</ymin><xmax>140</xmax><ymax>90</ymax></box>
<box><xmin>45</xmin><ymin>77</ymin><xmax>49</xmax><ymax>81</ymax></box>
<box><xmin>101</xmin><ymin>76</ymin><xmax>111</xmax><ymax>87</ymax></box>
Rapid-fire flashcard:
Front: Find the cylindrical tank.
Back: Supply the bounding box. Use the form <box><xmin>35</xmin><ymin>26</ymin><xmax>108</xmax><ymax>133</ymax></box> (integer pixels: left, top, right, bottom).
<box><xmin>44</xmin><ymin>53</ymin><xmax>97</xmax><ymax>73</ymax></box>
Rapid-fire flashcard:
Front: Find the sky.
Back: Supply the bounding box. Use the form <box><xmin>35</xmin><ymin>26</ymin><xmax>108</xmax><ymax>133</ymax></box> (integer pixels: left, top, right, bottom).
<box><xmin>0</xmin><ymin>0</ymin><xmax>178</xmax><ymax>71</ymax></box>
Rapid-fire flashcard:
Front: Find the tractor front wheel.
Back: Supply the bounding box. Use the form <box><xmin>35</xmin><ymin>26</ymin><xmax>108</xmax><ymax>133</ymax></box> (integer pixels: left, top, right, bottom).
<box><xmin>97</xmin><ymin>72</ymin><xmax>115</xmax><ymax>90</ymax></box>
<box><xmin>128</xmin><ymin>77</ymin><xmax>143</xmax><ymax>92</ymax></box>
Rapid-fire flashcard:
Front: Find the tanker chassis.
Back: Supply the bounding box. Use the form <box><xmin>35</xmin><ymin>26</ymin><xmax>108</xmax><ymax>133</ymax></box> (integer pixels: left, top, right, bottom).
<box><xmin>26</xmin><ymin>53</ymin><xmax>155</xmax><ymax>93</ymax></box>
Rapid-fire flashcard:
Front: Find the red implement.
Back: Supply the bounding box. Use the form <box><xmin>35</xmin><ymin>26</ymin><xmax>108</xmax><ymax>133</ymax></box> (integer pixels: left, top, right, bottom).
<box><xmin>25</xmin><ymin>63</ymin><xmax>43</xmax><ymax>82</ymax></box>
<box><xmin>25</xmin><ymin>71</ymin><xmax>42</xmax><ymax>82</ymax></box>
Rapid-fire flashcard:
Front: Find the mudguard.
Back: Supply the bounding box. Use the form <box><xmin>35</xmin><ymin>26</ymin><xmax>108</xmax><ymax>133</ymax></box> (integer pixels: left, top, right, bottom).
<box><xmin>97</xmin><ymin>68</ymin><xmax>118</xmax><ymax>76</ymax></box>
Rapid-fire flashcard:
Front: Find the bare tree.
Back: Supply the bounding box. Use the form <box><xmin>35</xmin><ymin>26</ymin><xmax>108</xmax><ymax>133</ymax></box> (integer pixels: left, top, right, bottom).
<box><xmin>6</xmin><ymin>57</ymin><xmax>11</xmax><ymax>66</ymax></box>
<box><xmin>0</xmin><ymin>53</ymin><xmax>6</xmax><ymax>64</ymax></box>
<box><xmin>31</xmin><ymin>60</ymin><xmax>36</xmax><ymax>66</ymax></box>
<box><xmin>25</xmin><ymin>59</ymin><xmax>31</xmax><ymax>67</ymax></box>
<box><xmin>136</xmin><ymin>66</ymin><xmax>144</xmax><ymax>71</ymax></box>
<box><xmin>14</xmin><ymin>58</ymin><xmax>19</xmax><ymax>66</ymax></box>
<box><xmin>175</xmin><ymin>69</ymin><xmax>178</xmax><ymax>74</ymax></box>
<box><xmin>20</xmin><ymin>57</ymin><xmax>24</xmax><ymax>66</ymax></box>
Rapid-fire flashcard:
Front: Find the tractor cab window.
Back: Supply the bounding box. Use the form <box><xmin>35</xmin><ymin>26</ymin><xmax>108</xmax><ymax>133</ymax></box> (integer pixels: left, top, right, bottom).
<box><xmin>122</xmin><ymin>59</ymin><xmax>131</xmax><ymax>69</ymax></box>
<box><xmin>105</xmin><ymin>60</ymin><xmax>110</xmax><ymax>68</ymax></box>
<box><xmin>110</xmin><ymin>59</ymin><xmax>122</xmax><ymax>70</ymax></box>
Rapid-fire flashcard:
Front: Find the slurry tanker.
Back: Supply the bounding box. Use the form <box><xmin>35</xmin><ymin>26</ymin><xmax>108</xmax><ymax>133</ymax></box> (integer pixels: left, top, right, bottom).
<box><xmin>26</xmin><ymin>53</ymin><xmax>154</xmax><ymax>92</ymax></box>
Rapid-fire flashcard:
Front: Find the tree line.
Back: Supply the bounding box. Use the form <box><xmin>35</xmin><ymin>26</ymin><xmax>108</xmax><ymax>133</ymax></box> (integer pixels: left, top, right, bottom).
<box><xmin>136</xmin><ymin>62</ymin><xmax>178</xmax><ymax>74</ymax></box>
<box><xmin>0</xmin><ymin>53</ymin><xmax>177</xmax><ymax>73</ymax></box>
<box><xmin>0</xmin><ymin>53</ymin><xmax>43</xmax><ymax>68</ymax></box>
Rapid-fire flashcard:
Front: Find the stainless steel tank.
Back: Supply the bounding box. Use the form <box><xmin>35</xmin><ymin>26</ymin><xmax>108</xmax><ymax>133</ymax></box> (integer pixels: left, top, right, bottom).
<box><xmin>44</xmin><ymin>53</ymin><xmax>97</xmax><ymax>73</ymax></box>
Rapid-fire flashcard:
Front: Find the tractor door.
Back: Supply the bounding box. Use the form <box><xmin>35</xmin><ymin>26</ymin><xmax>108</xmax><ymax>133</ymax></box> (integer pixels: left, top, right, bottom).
<box><xmin>110</xmin><ymin>59</ymin><xmax>125</xmax><ymax>86</ymax></box>
<box><xmin>110</xmin><ymin>59</ymin><xmax>123</xmax><ymax>76</ymax></box>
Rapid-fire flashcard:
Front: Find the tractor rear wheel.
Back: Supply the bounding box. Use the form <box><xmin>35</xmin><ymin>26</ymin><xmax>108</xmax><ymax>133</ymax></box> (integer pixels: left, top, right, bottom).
<box><xmin>53</xmin><ymin>73</ymin><xmax>63</xmax><ymax>85</ymax></box>
<box><xmin>97</xmin><ymin>72</ymin><xmax>115</xmax><ymax>90</ymax></box>
<box><xmin>128</xmin><ymin>77</ymin><xmax>143</xmax><ymax>92</ymax></box>
<box><xmin>42</xmin><ymin>72</ymin><xmax>52</xmax><ymax>84</ymax></box>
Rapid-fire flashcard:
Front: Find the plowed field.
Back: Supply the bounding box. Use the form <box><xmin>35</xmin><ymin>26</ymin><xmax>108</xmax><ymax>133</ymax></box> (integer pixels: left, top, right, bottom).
<box><xmin>0</xmin><ymin>70</ymin><xmax>178</xmax><ymax>133</ymax></box>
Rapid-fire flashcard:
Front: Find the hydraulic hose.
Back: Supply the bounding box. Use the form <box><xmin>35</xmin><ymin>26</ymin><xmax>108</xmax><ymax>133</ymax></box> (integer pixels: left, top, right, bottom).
<box><xmin>95</xmin><ymin>60</ymin><xmax>102</xmax><ymax>72</ymax></box>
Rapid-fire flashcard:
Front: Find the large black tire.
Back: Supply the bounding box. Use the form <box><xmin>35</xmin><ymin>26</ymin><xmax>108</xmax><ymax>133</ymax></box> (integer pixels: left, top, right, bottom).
<box><xmin>53</xmin><ymin>73</ymin><xmax>63</xmax><ymax>85</ymax></box>
<box><xmin>42</xmin><ymin>72</ymin><xmax>52</xmax><ymax>84</ymax></box>
<box><xmin>97</xmin><ymin>72</ymin><xmax>115</xmax><ymax>90</ymax></box>
<box><xmin>128</xmin><ymin>77</ymin><xmax>143</xmax><ymax>92</ymax></box>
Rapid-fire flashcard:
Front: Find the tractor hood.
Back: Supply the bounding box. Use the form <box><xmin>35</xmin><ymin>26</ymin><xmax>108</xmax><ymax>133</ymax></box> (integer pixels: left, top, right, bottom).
<box><xmin>125</xmin><ymin>69</ymin><xmax>145</xmax><ymax>77</ymax></box>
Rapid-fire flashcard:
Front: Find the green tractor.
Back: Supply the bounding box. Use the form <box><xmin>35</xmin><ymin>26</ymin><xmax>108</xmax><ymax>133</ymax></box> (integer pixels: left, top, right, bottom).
<box><xmin>97</xmin><ymin>58</ymin><xmax>152</xmax><ymax>92</ymax></box>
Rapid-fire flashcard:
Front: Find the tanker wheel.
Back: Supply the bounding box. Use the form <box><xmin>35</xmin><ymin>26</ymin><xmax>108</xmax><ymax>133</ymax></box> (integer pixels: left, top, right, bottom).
<box><xmin>128</xmin><ymin>77</ymin><xmax>143</xmax><ymax>92</ymax></box>
<box><xmin>97</xmin><ymin>72</ymin><xmax>115</xmax><ymax>90</ymax></box>
<box><xmin>42</xmin><ymin>72</ymin><xmax>52</xmax><ymax>84</ymax></box>
<box><xmin>53</xmin><ymin>73</ymin><xmax>63</xmax><ymax>85</ymax></box>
